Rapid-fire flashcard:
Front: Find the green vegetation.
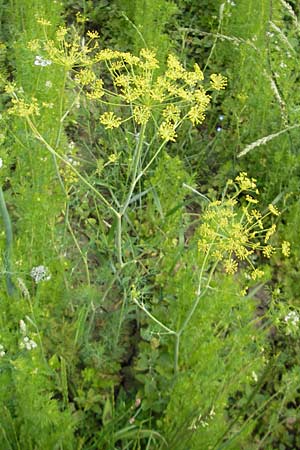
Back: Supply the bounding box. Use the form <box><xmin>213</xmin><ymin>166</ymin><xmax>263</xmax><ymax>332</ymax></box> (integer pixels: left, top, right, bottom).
<box><xmin>0</xmin><ymin>0</ymin><xmax>300</xmax><ymax>448</ymax></box>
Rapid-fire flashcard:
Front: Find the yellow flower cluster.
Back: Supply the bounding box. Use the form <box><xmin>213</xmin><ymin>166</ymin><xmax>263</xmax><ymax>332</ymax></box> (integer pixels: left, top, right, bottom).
<box><xmin>133</xmin><ymin>105</ymin><xmax>151</xmax><ymax>125</ymax></box>
<box><xmin>71</xmin><ymin>44</ymin><xmax>223</xmax><ymax>137</ymax></box>
<box><xmin>99</xmin><ymin>112</ymin><xmax>122</xmax><ymax>129</ymax></box>
<box><xmin>86</xmin><ymin>30</ymin><xmax>99</xmax><ymax>40</ymax></box>
<box><xmin>36</xmin><ymin>17</ymin><xmax>51</xmax><ymax>27</ymax></box>
<box><xmin>35</xmin><ymin>24</ymin><xmax>98</xmax><ymax>69</ymax></box>
<box><xmin>74</xmin><ymin>68</ymin><xmax>96</xmax><ymax>86</ymax></box>
<box><xmin>25</xmin><ymin>24</ymin><xmax>227</xmax><ymax>138</ymax></box>
<box><xmin>210</xmin><ymin>73</ymin><xmax>227</xmax><ymax>90</ymax></box>
<box><xmin>8</xmin><ymin>97</ymin><xmax>40</xmax><ymax>117</ymax></box>
<box><xmin>159</xmin><ymin>121</ymin><xmax>177</xmax><ymax>142</ymax></box>
<box><xmin>268</xmin><ymin>204</ymin><xmax>280</xmax><ymax>216</ymax></box>
<box><xmin>282</xmin><ymin>241</ymin><xmax>291</xmax><ymax>257</ymax></box>
<box><xmin>235</xmin><ymin>172</ymin><xmax>257</xmax><ymax>191</ymax></box>
<box><xmin>197</xmin><ymin>173</ymin><xmax>289</xmax><ymax>279</ymax></box>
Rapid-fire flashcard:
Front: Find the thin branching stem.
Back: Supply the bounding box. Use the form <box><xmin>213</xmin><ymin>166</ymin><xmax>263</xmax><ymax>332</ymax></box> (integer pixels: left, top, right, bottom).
<box><xmin>0</xmin><ymin>186</ymin><xmax>16</xmax><ymax>296</ymax></box>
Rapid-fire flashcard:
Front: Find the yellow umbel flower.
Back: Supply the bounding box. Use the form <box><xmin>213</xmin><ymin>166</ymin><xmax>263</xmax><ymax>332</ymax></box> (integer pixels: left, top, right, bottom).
<box><xmin>188</xmin><ymin>106</ymin><xmax>205</xmax><ymax>125</ymax></box>
<box><xmin>4</xmin><ymin>82</ymin><xmax>16</xmax><ymax>95</ymax></box>
<box><xmin>99</xmin><ymin>112</ymin><xmax>122</xmax><ymax>129</ymax></box>
<box><xmin>108</xmin><ymin>153</ymin><xmax>119</xmax><ymax>163</ymax></box>
<box><xmin>150</xmin><ymin>76</ymin><xmax>170</xmax><ymax>102</ymax></box>
<box><xmin>251</xmin><ymin>269</ymin><xmax>264</xmax><ymax>280</ymax></box>
<box><xmin>122</xmin><ymin>52</ymin><xmax>140</xmax><ymax>66</ymax></box>
<box><xmin>133</xmin><ymin>105</ymin><xmax>151</xmax><ymax>125</ymax></box>
<box><xmin>56</xmin><ymin>26</ymin><xmax>68</xmax><ymax>41</ymax></box>
<box><xmin>37</xmin><ymin>17</ymin><xmax>51</xmax><ymax>26</ymax></box>
<box><xmin>224</xmin><ymin>258</ymin><xmax>238</xmax><ymax>274</ymax></box>
<box><xmin>159</xmin><ymin>121</ymin><xmax>177</xmax><ymax>142</ymax></box>
<box><xmin>194</xmin><ymin>88</ymin><xmax>211</xmax><ymax>109</ymax></box>
<box><xmin>263</xmin><ymin>245</ymin><xmax>275</xmax><ymax>258</ymax></box>
<box><xmin>166</xmin><ymin>54</ymin><xmax>185</xmax><ymax>80</ymax></box>
<box><xmin>210</xmin><ymin>73</ymin><xmax>227</xmax><ymax>90</ymax></box>
<box><xmin>139</xmin><ymin>48</ymin><xmax>159</xmax><ymax>70</ymax></box>
<box><xmin>183</xmin><ymin>63</ymin><xmax>204</xmax><ymax>85</ymax></box>
<box><xmin>194</xmin><ymin>63</ymin><xmax>204</xmax><ymax>81</ymax></box>
<box><xmin>162</xmin><ymin>104</ymin><xmax>181</xmax><ymax>123</ymax></box>
<box><xmin>282</xmin><ymin>241</ymin><xmax>291</xmax><ymax>257</ymax></box>
<box><xmin>27</xmin><ymin>39</ymin><xmax>40</xmax><ymax>52</ymax></box>
<box><xmin>235</xmin><ymin>172</ymin><xmax>257</xmax><ymax>191</ymax></box>
<box><xmin>245</xmin><ymin>195</ymin><xmax>258</xmax><ymax>204</ymax></box>
<box><xmin>87</xmin><ymin>30</ymin><xmax>99</xmax><ymax>39</ymax></box>
<box><xmin>94</xmin><ymin>49</ymin><xmax>121</xmax><ymax>62</ymax></box>
<box><xmin>268</xmin><ymin>204</ymin><xmax>280</xmax><ymax>216</ymax></box>
<box><xmin>9</xmin><ymin>97</ymin><xmax>40</xmax><ymax>117</ymax></box>
<box><xmin>86</xmin><ymin>79</ymin><xmax>104</xmax><ymax>100</ymax></box>
<box><xmin>75</xmin><ymin>68</ymin><xmax>96</xmax><ymax>86</ymax></box>
<box><xmin>264</xmin><ymin>224</ymin><xmax>276</xmax><ymax>243</ymax></box>
<box><xmin>195</xmin><ymin>174</ymin><xmax>286</xmax><ymax>279</ymax></box>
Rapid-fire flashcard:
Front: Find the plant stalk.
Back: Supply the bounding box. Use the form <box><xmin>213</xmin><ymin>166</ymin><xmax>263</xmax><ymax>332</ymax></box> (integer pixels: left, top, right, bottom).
<box><xmin>0</xmin><ymin>186</ymin><xmax>16</xmax><ymax>296</ymax></box>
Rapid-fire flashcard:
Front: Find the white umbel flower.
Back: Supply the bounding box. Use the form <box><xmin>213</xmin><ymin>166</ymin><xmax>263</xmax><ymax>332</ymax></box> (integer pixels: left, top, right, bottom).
<box><xmin>284</xmin><ymin>311</ymin><xmax>299</xmax><ymax>327</ymax></box>
<box><xmin>20</xmin><ymin>336</ymin><xmax>37</xmax><ymax>351</ymax></box>
<box><xmin>34</xmin><ymin>55</ymin><xmax>52</xmax><ymax>67</ymax></box>
<box><xmin>30</xmin><ymin>265</ymin><xmax>51</xmax><ymax>283</ymax></box>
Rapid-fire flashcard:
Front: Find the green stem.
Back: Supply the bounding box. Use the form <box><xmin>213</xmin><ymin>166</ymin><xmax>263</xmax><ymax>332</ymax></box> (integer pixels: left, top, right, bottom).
<box><xmin>0</xmin><ymin>186</ymin><xmax>16</xmax><ymax>296</ymax></box>
<box><xmin>27</xmin><ymin>118</ymin><xmax>117</xmax><ymax>216</ymax></box>
<box><xmin>132</xmin><ymin>298</ymin><xmax>176</xmax><ymax>335</ymax></box>
<box><xmin>117</xmin><ymin>124</ymin><xmax>146</xmax><ymax>266</ymax></box>
<box><xmin>121</xmin><ymin>124</ymin><xmax>146</xmax><ymax>215</ymax></box>
<box><xmin>178</xmin><ymin>251</ymin><xmax>217</xmax><ymax>338</ymax></box>
<box><xmin>134</xmin><ymin>138</ymin><xmax>166</xmax><ymax>187</ymax></box>
<box><xmin>116</xmin><ymin>213</ymin><xmax>123</xmax><ymax>266</ymax></box>
<box><xmin>174</xmin><ymin>334</ymin><xmax>180</xmax><ymax>374</ymax></box>
<box><xmin>66</xmin><ymin>217</ymin><xmax>90</xmax><ymax>287</ymax></box>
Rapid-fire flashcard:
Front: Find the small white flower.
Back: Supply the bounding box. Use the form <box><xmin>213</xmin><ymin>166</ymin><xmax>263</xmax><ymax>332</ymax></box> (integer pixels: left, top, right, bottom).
<box><xmin>284</xmin><ymin>311</ymin><xmax>299</xmax><ymax>327</ymax></box>
<box><xmin>67</xmin><ymin>156</ymin><xmax>80</xmax><ymax>166</ymax></box>
<box><xmin>45</xmin><ymin>80</ymin><xmax>53</xmax><ymax>88</ymax></box>
<box><xmin>19</xmin><ymin>319</ymin><xmax>27</xmax><ymax>335</ymax></box>
<box><xmin>0</xmin><ymin>344</ymin><xmax>5</xmax><ymax>357</ymax></box>
<box><xmin>252</xmin><ymin>371</ymin><xmax>258</xmax><ymax>382</ymax></box>
<box><xmin>20</xmin><ymin>336</ymin><xmax>37</xmax><ymax>351</ymax></box>
<box><xmin>26</xmin><ymin>339</ymin><xmax>37</xmax><ymax>350</ymax></box>
<box><xmin>34</xmin><ymin>56</ymin><xmax>52</xmax><ymax>67</ymax></box>
<box><xmin>0</xmin><ymin>158</ymin><xmax>3</xmax><ymax>169</ymax></box>
<box><xmin>34</xmin><ymin>56</ymin><xmax>42</xmax><ymax>66</ymax></box>
<box><xmin>30</xmin><ymin>339</ymin><xmax>37</xmax><ymax>349</ymax></box>
<box><xmin>30</xmin><ymin>265</ymin><xmax>51</xmax><ymax>283</ymax></box>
